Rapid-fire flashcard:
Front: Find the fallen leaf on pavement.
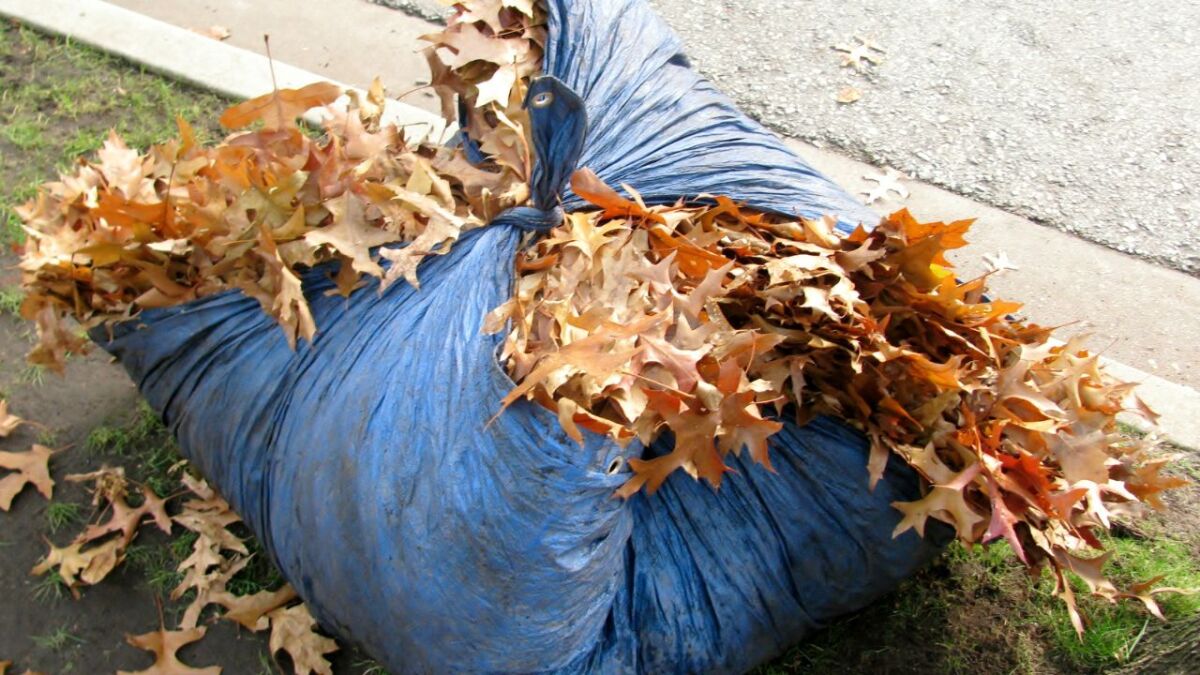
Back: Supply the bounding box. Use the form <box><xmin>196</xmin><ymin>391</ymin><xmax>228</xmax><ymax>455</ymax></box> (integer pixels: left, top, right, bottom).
<box><xmin>268</xmin><ymin>604</ymin><xmax>338</xmax><ymax>675</ymax></box>
<box><xmin>835</xmin><ymin>86</ymin><xmax>862</xmax><ymax>104</ymax></box>
<box><xmin>832</xmin><ymin>35</ymin><xmax>885</xmax><ymax>71</ymax></box>
<box><xmin>222</xmin><ymin>585</ymin><xmax>298</xmax><ymax>631</ymax></box>
<box><xmin>983</xmin><ymin>250</ymin><xmax>1019</xmax><ymax>273</ymax></box>
<box><xmin>0</xmin><ymin>444</ymin><xmax>54</xmax><ymax>511</ymax></box>
<box><xmin>0</xmin><ymin>400</ymin><xmax>21</xmax><ymax>438</ymax></box>
<box><xmin>118</xmin><ymin>623</ymin><xmax>221</xmax><ymax>675</ymax></box>
<box><xmin>30</xmin><ymin>537</ymin><xmax>124</xmax><ymax>595</ymax></box>
<box><xmin>861</xmin><ymin>168</ymin><xmax>909</xmax><ymax>204</ymax></box>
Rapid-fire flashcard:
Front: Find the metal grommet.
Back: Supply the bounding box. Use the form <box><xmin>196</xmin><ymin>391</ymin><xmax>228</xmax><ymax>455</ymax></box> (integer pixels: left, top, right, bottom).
<box><xmin>605</xmin><ymin>456</ymin><xmax>624</xmax><ymax>475</ymax></box>
<box><xmin>531</xmin><ymin>91</ymin><xmax>555</xmax><ymax>108</ymax></box>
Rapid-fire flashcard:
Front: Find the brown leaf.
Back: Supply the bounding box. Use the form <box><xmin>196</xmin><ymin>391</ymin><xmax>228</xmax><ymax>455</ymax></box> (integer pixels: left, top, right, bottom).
<box><xmin>118</xmin><ymin>624</ymin><xmax>221</xmax><ymax>675</ymax></box>
<box><xmin>303</xmin><ymin>193</ymin><xmax>397</xmax><ymax>279</ymax></box>
<box><xmin>30</xmin><ymin>537</ymin><xmax>125</xmax><ymax>593</ymax></box>
<box><xmin>0</xmin><ymin>445</ymin><xmax>54</xmax><ymax>511</ymax></box>
<box><xmin>267</xmin><ymin>604</ymin><xmax>338</xmax><ymax>675</ymax></box>
<box><xmin>892</xmin><ymin>486</ymin><xmax>985</xmax><ymax>540</ymax></box>
<box><xmin>0</xmin><ymin>400</ymin><xmax>22</xmax><ymax>438</ymax></box>
<box><xmin>222</xmin><ymin>585</ymin><xmax>298</xmax><ymax>632</ymax></box>
<box><xmin>80</xmin><ymin>485</ymin><xmax>172</xmax><ymax>546</ymax></box>
<box><xmin>219</xmin><ymin>82</ymin><xmax>342</xmax><ymax>131</ymax></box>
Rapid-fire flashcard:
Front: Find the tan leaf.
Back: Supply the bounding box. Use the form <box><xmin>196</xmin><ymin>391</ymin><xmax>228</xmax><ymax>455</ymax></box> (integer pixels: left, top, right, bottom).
<box><xmin>268</xmin><ymin>604</ymin><xmax>338</xmax><ymax>675</ymax></box>
<box><xmin>118</xmin><ymin>624</ymin><xmax>221</xmax><ymax>675</ymax></box>
<box><xmin>892</xmin><ymin>486</ymin><xmax>985</xmax><ymax>540</ymax></box>
<box><xmin>80</xmin><ymin>485</ymin><xmax>172</xmax><ymax>546</ymax></box>
<box><xmin>0</xmin><ymin>445</ymin><xmax>54</xmax><ymax>511</ymax></box>
<box><xmin>30</xmin><ymin>537</ymin><xmax>125</xmax><ymax>592</ymax></box>
<box><xmin>222</xmin><ymin>585</ymin><xmax>298</xmax><ymax>632</ymax></box>
<box><xmin>303</xmin><ymin>193</ymin><xmax>397</xmax><ymax>279</ymax></box>
<box><xmin>0</xmin><ymin>400</ymin><xmax>22</xmax><ymax>438</ymax></box>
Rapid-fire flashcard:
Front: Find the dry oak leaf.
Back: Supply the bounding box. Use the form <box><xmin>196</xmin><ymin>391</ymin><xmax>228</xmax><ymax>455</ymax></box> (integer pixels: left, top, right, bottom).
<box><xmin>222</xmin><ymin>585</ymin><xmax>299</xmax><ymax>632</ymax></box>
<box><xmin>268</xmin><ymin>604</ymin><xmax>339</xmax><ymax>675</ymax></box>
<box><xmin>832</xmin><ymin>36</ymin><xmax>885</xmax><ymax>71</ymax></box>
<box><xmin>219</xmin><ymin>82</ymin><xmax>342</xmax><ymax>131</ymax></box>
<box><xmin>30</xmin><ymin>537</ymin><xmax>124</xmax><ymax>593</ymax></box>
<box><xmin>80</xmin><ymin>485</ymin><xmax>173</xmax><ymax>546</ymax></box>
<box><xmin>861</xmin><ymin>168</ymin><xmax>909</xmax><ymax>204</ymax></box>
<box><xmin>0</xmin><ymin>444</ymin><xmax>54</xmax><ymax>511</ymax></box>
<box><xmin>0</xmin><ymin>400</ymin><xmax>22</xmax><ymax>438</ymax></box>
<box><xmin>118</xmin><ymin>624</ymin><xmax>221</xmax><ymax>675</ymax></box>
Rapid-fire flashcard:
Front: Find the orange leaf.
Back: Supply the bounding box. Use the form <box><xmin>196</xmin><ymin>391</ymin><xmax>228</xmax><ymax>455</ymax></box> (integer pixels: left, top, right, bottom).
<box><xmin>219</xmin><ymin>82</ymin><xmax>342</xmax><ymax>131</ymax></box>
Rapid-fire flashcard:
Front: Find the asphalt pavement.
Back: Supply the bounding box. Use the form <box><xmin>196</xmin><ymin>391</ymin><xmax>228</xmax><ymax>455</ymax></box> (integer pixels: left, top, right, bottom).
<box><xmin>380</xmin><ymin>0</ymin><xmax>1200</xmax><ymax>275</ymax></box>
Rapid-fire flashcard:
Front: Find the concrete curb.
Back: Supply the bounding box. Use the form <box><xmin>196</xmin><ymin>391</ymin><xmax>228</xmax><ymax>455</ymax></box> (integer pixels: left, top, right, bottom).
<box><xmin>2</xmin><ymin>0</ymin><xmax>1196</xmax><ymax>449</ymax></box>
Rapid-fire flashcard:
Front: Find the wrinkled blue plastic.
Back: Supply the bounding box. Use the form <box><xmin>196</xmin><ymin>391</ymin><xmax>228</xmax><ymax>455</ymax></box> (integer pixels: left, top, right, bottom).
<box><xmin>94</xmin><ymin>1</ymin><xmax>948</xmax><ymax>672</ymax></box>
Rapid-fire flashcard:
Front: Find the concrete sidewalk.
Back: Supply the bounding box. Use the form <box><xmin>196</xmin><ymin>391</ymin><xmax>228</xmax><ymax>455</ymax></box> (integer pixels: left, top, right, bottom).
<box><xmin>3</xmin><ymin>0</ymin><xmax>1197</xmax><ymax>447</ymax></box>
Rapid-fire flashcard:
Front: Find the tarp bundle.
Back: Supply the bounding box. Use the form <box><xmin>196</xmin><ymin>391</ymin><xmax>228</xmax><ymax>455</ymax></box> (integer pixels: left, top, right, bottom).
<box><xmin>97</xmin><ymin>0</ymin><xmax>948</xmax><ymax>671</ymax></box>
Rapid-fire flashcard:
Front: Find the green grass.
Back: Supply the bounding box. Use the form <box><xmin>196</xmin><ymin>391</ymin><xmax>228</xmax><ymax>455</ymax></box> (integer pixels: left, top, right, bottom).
<box><xmin>759</xmin><ymin>530</ymin><xmax>1200</xmax><ymax>675</ymax></box>
<box><xmin>19</xmin><ymin>363</ymin><xmax>46</xmax><ymax>386</ymax></box>
<box><xmin>85</xmin><ymin>402</ymin><xmax>183</xmax><ymax>497</ymax></box>
<box><xmin>0</xmin><ymin>21</ymin><xmax>228</xmax><ymax>246</ymax></box>
<box><xmin>36</xmin><ymin>428</ymin><xmax>58</xmax><ymax>446</ymax></box>
<box><xmin>126</xmin><ymin>537</ymin><xmax>189</xmax><ymax>595</ymax></box>
<box><xmin>1036</xmin><ymin>536</ymin><xmax>1200</xmax><ymax>671</ymax></box>
<box><xmin>31</xmin><ymin>569</ymin><xmax>68</xmax><ymax>604</ymax></box>
<box><xmin>31</xmin><ymin>624</ymin><xmax>85</xmax><ymax>650</ymax></box>
<box><xmin>45</xmin><ymin>501</ymin><xmax>82</xmax><ymax>533</ymax></box>
<box><xmin>0</xmin><ymin>286</ymin><xmax>22</xmax><ymax>315</ymax></box>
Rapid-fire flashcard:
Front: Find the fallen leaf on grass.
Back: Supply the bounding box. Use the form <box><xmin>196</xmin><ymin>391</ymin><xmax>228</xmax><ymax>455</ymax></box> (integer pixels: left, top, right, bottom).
<box><xmin>835</xmin><ymin>86</ymin><xmax>862</xmax><ymax>104</ymax></box>
<box><xmin>0</xmin><ymin>444</ymin><xmax>54</xmax><ymax>511</ymax></box>
<box><xmin>118</xmin><ymin>624</ymin><xmax>221</xmax><ymax>675</ymax></box>
<box><xmin>268</xmin><ymin>604</ymin><xmax>338</xmax><ymax>675</ymax></box>
<box><xmin>0</xmin><ymin>400</ymin><xmax>21</xmax><ymax>437</ymax></box>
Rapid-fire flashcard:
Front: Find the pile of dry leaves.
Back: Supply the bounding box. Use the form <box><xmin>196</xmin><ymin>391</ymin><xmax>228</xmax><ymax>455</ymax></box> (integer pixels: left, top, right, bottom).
<box><xmin>487</xmin><ymin>170</ymin><xmax>1184</xmax><ymax>630</ymax></box>
<box><xmin>11</xmin><ymin>0</ymin><xmax>1187</xmax><ymax>636</ymax></box>
<box><xmin>16</xmin><ymin>0</ymin><xmax>543</xmax><ymax>370</ymax></box>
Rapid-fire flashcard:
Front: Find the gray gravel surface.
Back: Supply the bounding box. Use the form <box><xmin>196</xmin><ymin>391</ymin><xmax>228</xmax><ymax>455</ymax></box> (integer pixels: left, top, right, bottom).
<box><xmin>376</xmin><ymin>0</ymin><xmax>1200</xmax><ymax>275</ymax></box>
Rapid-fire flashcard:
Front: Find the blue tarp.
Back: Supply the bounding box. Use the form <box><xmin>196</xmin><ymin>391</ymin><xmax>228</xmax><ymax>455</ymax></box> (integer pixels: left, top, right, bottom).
<box><xmin>96</xmin><ymin>0</ymin><xmax>948</xmax><ymax>672</ymax></box>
